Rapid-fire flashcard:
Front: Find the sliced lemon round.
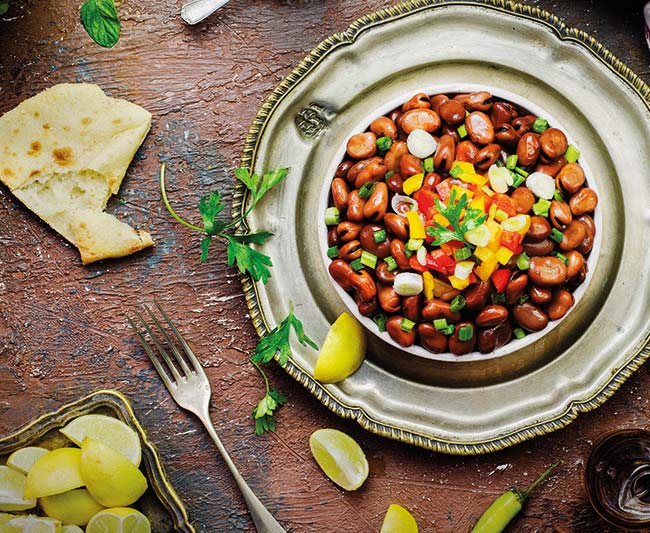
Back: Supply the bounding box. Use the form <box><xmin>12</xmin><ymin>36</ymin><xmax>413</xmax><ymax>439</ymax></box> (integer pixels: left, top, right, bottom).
<box><xmin>6</xmin><ymin>447</ymin><xmax>49</xmax><ymax>475</ymax></box>
<box><xmin>313</xmin><ymin>313</ymin><xmax>366</xmax><ymax>384</ymax></box>
<box><xmin>0</xmin><ymin>465</ymin><xmax>37</xmax><ymax>512</ymax></box>
<box><xmin>23</xmin><ymin>448</ymin><xmax>84</xmax><ymax>500</ymax></box>
<box><xmin>40</xmin><ymin>488</ymin><xmax>105</xmax><ymax>526</ymax></box>
<box><xmin>309</xmin><ymin>428</ymin><xmax>369</xmax><ymax>491</ymax></box>
<box><xmin>0</xmin><ymin>515</ymin><xmax>61</xmax><ymax>533</ymax></box>
<box><xmin>62</xmin><ymin>526</ymin><xmax>84</xmax><ymax>533</ymax></box>
<box><xmin>80</xmin><ymin>438</ymin><xmax>147</xmax><ymax>508</ymax></box>
<box><xmin>380</xmin><ymin>504</ymin><xmax>419</xmax><ymax>533</ymax></box>
<box><xmin>60</xmin><ymin>415</ymin><xmax>141</xmax><ymax>467</ymax></box>
<box><xmin>85</xmin><ymin>508</ymin><xmax>151</xmax><ymax>533</ymax></box>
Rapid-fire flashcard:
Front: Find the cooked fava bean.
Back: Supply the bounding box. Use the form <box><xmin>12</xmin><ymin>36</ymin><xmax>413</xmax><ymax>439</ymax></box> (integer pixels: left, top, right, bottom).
<box><xmin>339</xmin><ymin>240</ymin><xmax>362</xmax><ymax>262</ymax></box>
<box><xmin>327</xmin><ymin>227</ymin><xmax>340</xmax><ymax>247</ymax></box>
<box><xmin>383</xmin><ymin>213</ymin><xmax>409</xmax><ymax>240</ymax></box>
<box><xmin>490</xmin><ymin>101</ymin><xmax>518</xmax><ymax>126</ymax></box>
<box><xmin>456</xmin><ymin>91</ymin><xmax>492</xmax><ymax>112</ymax></box>
<box><xmin>475</xmin><ymin>143</ymin><xmax>502</xmax><ymax>171</ymax></box>
<box><xmin>388</xmin><ymin>108</ymin><xmax>402</xmax><ymax>124</ymax></box>
<box><xmin>511</xmin><ymin>187</ymin><xmax>535</xmax><ymax>214</ymax></box>
<box><xmin>505</xmin><ymin>274</ymin><xmax>528</xmax><ymax>305</ymax></box>
<box><xmin>390</xmin><ymin>239</ymin><xmax>410</xmax><ymax>270</ymax></box>
<box><xmin>402</xmin><ymin>294</ymin><xmax>422</xmax><ymax>323</ymax></box>
<box><xmin>523</xmin><ymin>238</ymin><xmax>555</xmax><ymax>256</ymax></box>
<box><xmin>384</xmin><ymin>141</ymin><xmax>409</xmax><ymax>172</ymax></box>
<box><xmin>512</xmin><ymin>114</ymin><xmax>536</xmax><ymax>135</ymax></box>
<box><xmin>363</xmin><ymin>182</ymin><xmax>389</xmax><ymax>222</ymax></box>
<box><xmin>399</xmin><ymin>153</ymin><xmax>424</xmax><ymax>177</ymax></box>
<box><xmin>370</xmin><ymin>116</ymin><xmax>398</xmax><ymax>139</ymax></box>
<box><xmin>549</xmin><ymin>200</ymin><xmax>572</xmax><ymax>229</ymax></box>
<box><xmin>355</xmin><ymin>160</ymin><xmax>387</xmax><ymax>188</ymax></box>
<box><xmin>347</xmin><ymin>191</ymin><xmax>367</xmax><ymax>222</ymax></box>
<box><xmin>495</xmin><ymin>123</ymin><xmax>518</xmax><ymax>146</ymax></box>
<box><xmin>434</xmin><ymin>134</ymin><xmax>456</xmax><ymax>172</ymax></box>
<box><xmin>386</xmin><ymin>173</ymin><xmax>404</xmax><ymax>194</ymax></box>
<box><xmin>477</xmin><ymin>322</ymin><xmax>512</xmax><ymax>353</ymax></box>
<box><xmin>329</xmin><ymin>259</ymin><xmax>356</xmax><ymax>291</ymax></box>
<box><xmin>516</xmin><ymin>132</ymin><xmax>541</xmax><ymax>166</ymax></box>
<box><xmin>422</xmin><ymin>298</ymin><xmax>461</xmax><ymax>322</ymax></box>
<box><xmin>559</xmin><ymin>219</ymin><xmax>587</xmax><ymax>252</ymax></box>
<box><xmin>347</xmin><ymin>132</ymin><xmax>377</xmax><ymax>159</ymax></box>
<box><xmin>546</xmin><ymin>289</ymin><xmax>574</xmax><ymax>320</ymax></box>
<box><xmin>565</xmin><ymin>250</ymin><xmax>586</xmax><ymax>279</ymax></box>
<box><xmin>476</xmin><ymin>305</ymin><xmax>509</xmax><ymax>327</ymax></box>
<box><xmin>526</xmin><ymin>216</ymin><xmax>551</xmax><ymax>242</ymax></box>
<box><xmin>355</xmin><ymin>292</ymin><xmax>378</xmax><ymax>317</ymax></box>
<box><xmin>440</xmin><ymin>124</ymin><xmax>460</xmax><ymax>143</ymax></box>
<box><xmin>386</xmin><ymin>316</ymin><xmax>416</xmax><ymax>347</ymax></box>
<box><xmin>376</xmin><ymin>261</ymin><xmax>397</xmax><ymax>284</ymax></box>
<box><xmin>513</xmin><ymin>303</ymin><xmax>549</xmax><ymax>332</ymax></box>
<box><xmin>351</xmin><ymin>270</ymin><xmax>377</xmax><ymax>302</ymax></box>
<box><xmin>360</xmin><ymin>223</ymin><xmax>391</xmax><ymax>258</ymax></box>
<box><xmin>335</xmin><ymin>160</ymin><xmax>353</xmax><ymax>181</ymax></box>
<box><xmin>535</xmin><ymin>156</ymin><xmax>566</xmax><ymax>178</ymax></box>
<box><xmin>421</xmin><ymin>172</ymin><xmax>442</xmax><ymax>191</ymax></box>
<box><xmin>331</xmin><ymin>178</ymin><xmax>349</xmax><ymax>212</ymax></box>
<box><xmin>456</xmin><ymin>140</ymin><xmax>479</xmax><ymax>163</ymax></box>
<box><xmin>430</xmin><ymin>94</ymin><xmax>449</xmax><ymax>114</ymax></box>
<box><xmin>347</xmin><ymin>156</ymin><xmax>383</xmax><ymax>185</ymax></box>
<box><xmin>418</xmin><ymin>323</ymin><xmax>448</xmax><ymax>353</ymax></box>
<box><xmin>465</xmin><ymin>112</ymin><xmax>495</xmax><ymax>145</ymax></box>
<box><xmin>576</xmin><ymin>214</ymin><xmax>595</xmax><ymax>255</ymax></box>
<box><xmin>378</xmin><ymin>283</ymin><xmax>401</xmax><ymax>313</ymax></box>
<box><xmin>556</xmin><ymin>162</ymin><xmax>585</xmax><ymax>194</ymax></box>
<box><xmin>539</xmin><ymin>128</ymin><xmax>568</xmax><ymax>159</ymax></box>
<box><xmin>528</xmin><ymin>256</ymin><xmax>568</xmax><ymax>287</ymax></box>
<box><xmin>449</xmin><ymin>321</ymin><xmax>477</xmax><ymax>355</ymax></box>
<box><xmin>529</xmin><ymin>285</ymin><xmax>553</xmax><ymax>305</ymax></box>
<box><xmin>337</xmin><ymin>220</ymin><xmax>363</xmax><ymax>242</ymax></box>
<box><xmin>402</xmin><ymin>92</ymin><xmax>431</xmax><ymax>112</ymax></box>
<box><xmin>566</xmin><ymin>263</ymin><xmax>588</xmax><ymax>289</ymax></box>
<box><xmin>569</xmin><ymin>187</ymin><xmax>598</xmax><ymax>215</ymax></box>
<box><xmin>465</xmin><ymin>281</ymin><xmax>490</xmax><ymax>311</ymax></box>
<box><xmin>439</xmin><ymin>100</ymin><xmax>466</xmax><ymax>126</ymax></box>
<box><xmin>399</xmin><ymin>108</ymin><xmax>441</xmax><ymax>134</ymax></box>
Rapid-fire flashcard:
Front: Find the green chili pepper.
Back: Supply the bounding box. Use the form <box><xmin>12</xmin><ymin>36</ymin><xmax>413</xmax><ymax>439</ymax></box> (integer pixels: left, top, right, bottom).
<box><xmin>471</xmin><ymin>460</ymin><xmax>560</xmax><ymax>533</ymax></box>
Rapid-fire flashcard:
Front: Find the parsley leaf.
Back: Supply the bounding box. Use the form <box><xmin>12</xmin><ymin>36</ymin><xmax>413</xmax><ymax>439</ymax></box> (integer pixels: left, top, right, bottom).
<box><xmin>252</xmin><ymin>388</ymin><xmax>288</xmax><ymax>435</ymax></box>
<box><xmin>198</xmin><ymin>191</ymin><xmax>227</xmax><ymax>236</ymax></box>
<box><xmin>225</xmin><ymin>236</ymin><xmax>273</xmax><ymax>284</ymax></box>
<box><xmin>236</xmin><ymin>166</ymin><xmax>289</xmax><ymax>206</ymax></box>
<box><xmin>80</xmin><ymin>0</ymin><xmax>120</xmax><ymax>48</ymax></box>
<box><xmin>252</xmin><ymin>306</ymin><xmax>318</xmax><ymax>366</ymax></box>
<box><xmin>426</xmin><ymin>188</ymin><xmax>487</xmax><ymax>246</ymax></box>
<box><xmin>227</xmin><ymin>231</ymin><xmax>274</xmax><ymax>245</ymax></box>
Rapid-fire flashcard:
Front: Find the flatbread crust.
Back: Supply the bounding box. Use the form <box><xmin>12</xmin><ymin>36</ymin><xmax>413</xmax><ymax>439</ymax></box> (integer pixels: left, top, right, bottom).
<box><xmin>0</xmin><ymin>83</ymin><xmax>154</xmax><ymax>264</ymax></box>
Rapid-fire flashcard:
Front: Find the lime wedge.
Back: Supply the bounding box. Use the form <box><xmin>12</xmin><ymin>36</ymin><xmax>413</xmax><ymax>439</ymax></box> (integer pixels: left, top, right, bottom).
<box><xmin>60</xmin><ymin>415</ymin><xmax>141</xmax><ymax>466</ymax></box>
<box><xmin>313</xmin><ymin>313</ymin><xmax>366</xmax><ymax>383</ymax></box>
<box><xmin>309</xmin><ymin>428</ymin><xmax>369</xmax><ymax>491</ymax></box>
<box><xmin>6</xmin><ymin>447</ymin><xmax>49</xmax><ymax>475</ymax></box>
<box><xmin>0</xmin><ymin>515</ymin><xmax>61</xmax><ymax>533</ymax></box>
<box><xmin>62</xmin><ymin>527</ymin><xmax>84</xmax><ymax>533</ymax></box>
<box><xmin>24</xmin><ymin>449</ymin><xmax>84</xmax><ymax>500</ymax></box>
<box><xmin>40</xmin><ymin>488</ymin><xmax>104</xmax><ymax>526</ymax></box>
<box><xmin>380</xmin><ymin>504</ymin><xmax>419</xmax><ymax>533</ymax></box>
<box><xmin>0</xmin><ymin>465</ymin><xmax>36</xmax><ymax>512</ymax></box>
<box><xmin>85</xmin><ymin>507</ymin><xmax>151</xmax><ymax>533</ymax></box>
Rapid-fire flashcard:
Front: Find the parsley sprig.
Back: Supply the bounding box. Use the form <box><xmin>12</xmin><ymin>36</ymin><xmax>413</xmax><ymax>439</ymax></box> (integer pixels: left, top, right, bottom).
<box><xmin>426</xmin><ymin>188</ymin><xmax>487</xmax><ymax>246</ymax></box>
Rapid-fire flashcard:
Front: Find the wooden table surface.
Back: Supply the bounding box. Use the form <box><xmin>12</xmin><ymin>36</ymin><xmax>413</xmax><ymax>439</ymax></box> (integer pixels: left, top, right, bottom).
<box><xmin>1</xmin><ymin>1</ymin><xmax>650</xmax><ymax>531</ymax></box>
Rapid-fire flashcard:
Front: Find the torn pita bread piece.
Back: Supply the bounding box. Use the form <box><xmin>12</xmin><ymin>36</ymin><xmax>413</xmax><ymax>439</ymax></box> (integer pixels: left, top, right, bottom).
<box><xmin>0</xmin><ymin>83</ymin><xmax>154</xmax><ymax>264</ymax></box>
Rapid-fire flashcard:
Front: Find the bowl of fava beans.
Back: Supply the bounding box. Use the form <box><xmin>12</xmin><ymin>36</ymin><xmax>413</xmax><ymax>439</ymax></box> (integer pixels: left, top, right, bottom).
<box><xmin>322</xmin><ymin>87</ymin><xmax>599</xmax><ymax>360</ymax></box>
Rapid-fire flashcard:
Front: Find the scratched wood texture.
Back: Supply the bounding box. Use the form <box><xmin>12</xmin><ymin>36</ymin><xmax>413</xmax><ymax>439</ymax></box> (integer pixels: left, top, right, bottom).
<box><xmin>1</xmin><ymin>1</ymin><xmax>649</xmax><ymax>531</ymax></box>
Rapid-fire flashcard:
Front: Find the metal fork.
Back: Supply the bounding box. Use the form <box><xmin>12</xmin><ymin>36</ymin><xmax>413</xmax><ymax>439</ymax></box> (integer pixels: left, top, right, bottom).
<box><xmin>128</xmin><ymin>302</ymin><xmax>286</xmax><ymax>533</ymax></box>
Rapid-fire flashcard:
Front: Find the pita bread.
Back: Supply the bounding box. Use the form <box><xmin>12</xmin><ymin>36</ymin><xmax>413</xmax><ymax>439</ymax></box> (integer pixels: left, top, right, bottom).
<box><xmin>0</xmin><ymin>83</ymin><xmax>154</xmax><ymax>264</ymax></box>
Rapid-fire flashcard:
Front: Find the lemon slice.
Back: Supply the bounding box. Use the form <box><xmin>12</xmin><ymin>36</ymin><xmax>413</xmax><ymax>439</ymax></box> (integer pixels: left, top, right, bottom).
<box><xmin>309</xmin><ymin>429</ymin><xmax>369</xmax><ymax>491</ymax></box>
<box><xmin>24</xmin><ymin>449</ymin><xmax>84</xmax><ymax>500</ymax></box>
<box><xmin>313</xmin><ymin>313</ymin><xmax>366</xmax><ymax>383</ymax></box>
<box><xmin>0</xmin><ymin>465</ymin><xmax>37</xmax><ymax>512</ymax></box>
<box><xmin>80</xmin><ymin>438</ymin><xmax>147</xmax><ymax>507</ymax></box>
<box><xmin>85</xmin><ymin>508</ymin><xmax>151</xmax><ymax>533</ymax></box>
<box><xmin>60</xmin><ymin>415</ymin><xmax>141</xmax><ymax>467</ymax></box>
<box><xmin>61</xmin><ymin>526</ymin><xmax>84</xmax><ymax>533</ymax></box>
<box><xmin>0</xmin><ymin>515</ymin><xmax>62</xmax><ymax>533</ymax></box>
<box><xmin>6</xmin><ymin>447</ymin><xmax>49</xmax><ymax>475</ymax></box>
<box><xmin>41</xmin><ymin>488</ymin><xmax>105</xmax><ymax>526</ymax></box>
<box><xmin>380</xmin><ymin>504</ymin><xmax>419</xmax><ymax>533</ymax></box>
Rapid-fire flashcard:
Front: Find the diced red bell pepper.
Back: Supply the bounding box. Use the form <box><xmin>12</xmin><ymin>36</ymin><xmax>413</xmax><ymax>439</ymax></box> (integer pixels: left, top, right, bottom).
<box><xmin>426</xmin><ymin>249</ymin><xmax>456</xmax><ymax>274</ymax></box>
<box><xmin>500</xmin><ymin>231</ymin><xmax>523</xmax><ymax>252</ymax></box>
<box><xmin>414</xmin><ymin>189</ymin><xmax>438</xmax><ymax>219</ymax></box>
<box><xmin>409</xmin><ymin>255</ymin><xmax>428</xmax><ymax>273</ymax></box>
<box><xmin>491</xmin><ymin>268</ymin><xmax>512</xmax><ymax>293</ymax></box>
<box><xmin>491</xmin><ymin>193</ymin><xmax>517</xmax><ymax>217</ymax></box>
<box><xmin>436</xmin><ymin>179</ymin><xmax>452</xmax><ymax>202</ymax></box>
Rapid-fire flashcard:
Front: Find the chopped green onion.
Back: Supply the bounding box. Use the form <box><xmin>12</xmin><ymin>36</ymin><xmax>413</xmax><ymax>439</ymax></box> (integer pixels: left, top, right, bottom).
<box><xmin>516</xmin><ymin>252</ymin><xmax>530</xmax><ymax>270</ymax></box>
<box><xmin>376</xmin><ymin>136</ymin><xmax>393</xmax><ymax>152</ymax></box>
<box><xmin>565</xmin><ymin>144</ymin><xmax>581</xmax><ymax>163</ymax></box>
<box><xmin>442</xmin><ymin>325</ymin><xmax>455</xmax><ymax>336</ymax></box>
<box><xmin>458</xmin><ymin>324</ymin><xmax>474</xmax><ymax>342</ymax></box>
<box><xmin>423</xmin><ymin>157</ymin><xmax>435</xmax><ymax>173</ymax></box>
<box><xmin>514</xmin><ymin>166</ymin><xmax>529</xmax><ymax>177</ymax></box>
<box><xmin>450</xmin><ymin>295</ymin><xmax>466</xmax><ymax>313</ymax></box>
<box><xmin>373</xmin><ymin>313</ymin><xmax>387</xmax><ymax>332</ymax></box>
<box><xmin>550</xmin><ymin>228</ymin><xmax>563</xmax><ymax>243</ymax></box>
<box><xmin>350</xmin><ymin>258</ymin><xmax>364</xmax><ymax>271</ymax></box>
<box><xmin>325</xmin><ymin>207</ymin><xmax>340</xmax><ymax>225</ymax></box>
<box><xmin>406</xmin><ymin>238</ymin><xmax>423</xmax><ymax>251</ymax></box>
<box><xmin>361</xmin><ymin>250</ymin><xmax>378</xmax><ymax>269</ymax></box>
<box><xmin>506</xmin><ymin>154</ymin><xmax>518</xmax><ymax>170</ymax></box>
<box><xmin>373</xmin><ymin>229</ymin><xmax>387</xmax><ymax>243</ymax></box>
<box><xmin>454</xmin><ymin>247</ymin><xmax>472</xmax><ymax>261</ymax></box>
<box><xmin>491</xmin><ymin>292</ymin><xmax>506</xmax><ymax>305</ymax></box>
<box><xmin>404</xmin><ymin>247</ymin><xmax>414</xmax><ymax>258</ymax></box>
<box><xmin>457</xmin><ymin>124</ymin><xmax>468</xmax><ymax>139</ymax></box>
<box><xmin>358</xmin><ymin>181</ymin><xmax>376</xmax><ymax>199</ymax></box>
<box><xmin>555</xmin><ymin>252</ymin><xmax>568</xmax><ymax>264</ymax></box>
<box><xmin>518</xmin><ymin>293</ymin><xmax>530</xmax><ymax>305</ymax></box>
<box><xmin>327</xmin><ymin>245</ymin><xmax>339</xmax><ymax>259</ymax></box>
<box><xmin>532</xmin><ymin>199</ymin><xmax>551</xmax><ymax>217</ymax></box>
<box><xmin>433</xmin><ymin>318</ymin><xmax>449</xmax><ymax>331</ymax></box>
<box><xmin>450</xmin><ymin>164</ymin><xmax>464</xmax><ymax>178</ymax></box>
<box><xmin>532</xmin><ymin>117</ymin><xmax>549</xmax><ymax>133</ymax></box>
<box><xmin>512</xmin><ymin>175</ymin><xmax>526</xmax><ymax>188</ymax></box>
<box><xmin>496</xmin><ymin>159</ymin><xmax>505</xmax><ymax>167</ymax></box>
<box><xmin>513</xmin><ymin>327</ymin><xmax>526</xmax><ymax>340</ymax></box>
<box><xmin>553</xmin><ymin>189</ymin><xmax>564</xmax><ymax>202</ymax></box>
<box><xmin>400</xmin><ymin>318</ymin><xmax>416</xmax><ymax>332</ymax></box>
<box><xmin>385</xmin><ymin>170</ymin><xmax>395</xmax><ymax>180</ymax></box>
<box><xmin>384</xmin><ymin>256</ymin><xmax>398</xmax><ymax>271</ymax></box>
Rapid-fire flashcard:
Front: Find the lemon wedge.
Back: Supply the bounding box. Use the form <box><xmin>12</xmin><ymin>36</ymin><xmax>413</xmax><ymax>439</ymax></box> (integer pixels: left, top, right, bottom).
<box><xmin>80</xmin><ymin>438</ymin><xmax>147</xmax><ymax>507</ymax></box>
<box><xmin>6</xmin><ymin>447</ymin><xmax>49</xmax><ymax>475</ymax></box>
<box><xmin>309</xmin><ymin>428</ymin><xmax>369</xmax><ymax>491</ymax></box>
<box><xmin>0</xmin><ymin>466</ymin><xmax>36</xmax><ymax>512</ymax></box>
<box><xmin>40</xmin><ymin>489</ymin><xmax>105</xmax><ymax>526</ymax></box>
<box><xmin>380</xmin><ymin>504</ymin><xmax>419</xmax><ymax>533</ymax></box>
<box><xmin>62</xmin><ymin>526</ymin><xmax>84</xmax><ymax>533</ymax></box>
<box><xmin>313</xmin><ymin>313</ymin><xmax>366</xmax><ymax>383</ymax></box>
<box><xmin>0</xmin><ymin>515</ymin><xmax>62</xmax><ymax>533</ymax></box>
<box><xmin>24</xmin><ymin>449</ymin><xmax>84</xmax><ymax>500</ymax></box>
<box><xmin>60</xmin><ymin>415</ymin><xmax>141</xmax><ymax>467</ymax></box>
<box><xmin>85</xmin><ymin>508</ymin><xmax>151</xmax><ymax>533</ymax></box>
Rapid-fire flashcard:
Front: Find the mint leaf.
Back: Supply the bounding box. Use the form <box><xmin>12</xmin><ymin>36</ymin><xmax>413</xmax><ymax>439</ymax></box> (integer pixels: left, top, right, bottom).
<box><xmin>80</xmin><ymin>0</ymin><xmax>120</xmax><ymax>48</ymax></box>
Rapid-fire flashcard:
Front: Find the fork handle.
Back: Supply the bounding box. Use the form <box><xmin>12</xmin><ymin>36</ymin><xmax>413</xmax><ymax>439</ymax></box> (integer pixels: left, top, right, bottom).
<box><xmin>198</xmin><ymin>412</ymin><xmax>287</xmax><ymax>533</ymax></box>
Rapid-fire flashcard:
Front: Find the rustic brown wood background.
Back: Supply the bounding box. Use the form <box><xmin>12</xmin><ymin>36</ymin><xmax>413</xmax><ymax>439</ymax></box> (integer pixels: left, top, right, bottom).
<box><xmin>1</xmin><ymin>1</ymin><xmax>649</xmax><ymax>531</ymax></box>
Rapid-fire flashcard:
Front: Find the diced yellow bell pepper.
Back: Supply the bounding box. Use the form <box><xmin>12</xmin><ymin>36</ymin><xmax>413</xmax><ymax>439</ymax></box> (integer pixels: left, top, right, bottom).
<box><xmin>449</xmin><ymin>275</ymin><xmax>471</xmax><ymax>290</ymax></box>
<box><xmin>495</xmin><ymin>246</ymin><xmax>514</xmax><ymax>265</ymax></box>
<box><xmin>485</xmin><ymin>218</ymin><xmax>503</xmax><ymax>252</ymax></box>
<box><xmin>406</xmin><ymin>211</ymin><xmax>426</xmax><ymax>239</ymax></box>
<box><xmin>488</xmin><ymin>203</ymin><xmax>497</xmax><ymax>219</ymax></box>
<box><xmin>433</xmin><ymin>213</ymin><xmax>450</xmax><ymax>227</ymax></box>
<box><xmin>452</xmin><ymin>161</ymin><xmax>475</xmax><ymax>174</ymax></box>
<box><xmin>423</xmin><ymin>271</ymin><xmax>434</xmax><ymax>300</ymax></box>
<box><xmin>469</xmin><ymin>197</ymin><xmax>485</xmax><ymax>212</ymax></box>
<box><xmin>452</xmin><ymin>185</ymin><xmax>474</xmax><ymax>201</ymax></box>
<box><xmin>495</xmin><ymin>208</ymin><xmax>509</xmax><ymax>222</ymax></box>
<box><xmin>475</xmin><ymin>254</ymin><xmax>499</xmax><ymax>282</ymax></box>
<box><xmin>459</xmin><ymin>172</ymin><xmax>488</xmax><ymax>186</ymax></box>
<box><xmin>473</xmin><ymin>246</ymin><xmax>495</xmax><ymax>263</ymax></box>
<box><xmin>403</xmin><ymin>173</ymin><xmax>424</xmax><ymax>195</ymax></box>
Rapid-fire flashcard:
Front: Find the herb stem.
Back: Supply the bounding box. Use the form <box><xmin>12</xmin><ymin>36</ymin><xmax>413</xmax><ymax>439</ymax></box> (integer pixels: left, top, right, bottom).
<box><xmin>251</xmin><ymin>359</ymin><xmax>271</xmax><ymax>395</ymax></box>
<box><xmin>159</xmin><ymin>162</ymin><xmax>206</xmax><ymax>233</ymax></box>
